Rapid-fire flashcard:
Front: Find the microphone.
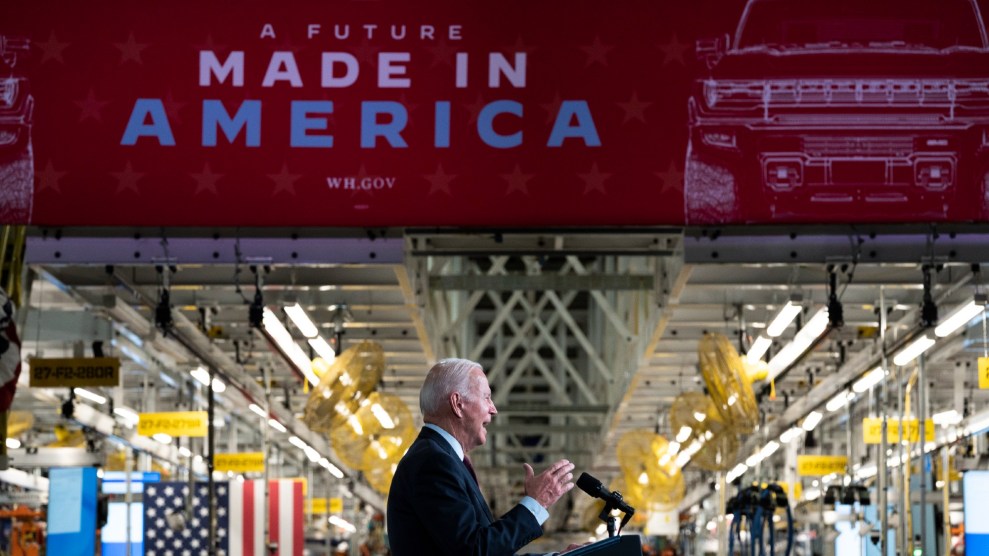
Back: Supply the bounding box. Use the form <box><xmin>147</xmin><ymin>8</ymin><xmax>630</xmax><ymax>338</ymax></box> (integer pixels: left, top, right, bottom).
<box><xmin>576</xmin><ymin>472</ymin><xmax>635</xmax><ymax>514</ymax></box>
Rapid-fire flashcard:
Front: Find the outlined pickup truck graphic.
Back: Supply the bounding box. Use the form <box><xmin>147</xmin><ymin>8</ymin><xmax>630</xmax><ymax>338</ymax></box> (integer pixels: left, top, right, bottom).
<box><xmin>0</xmin><ymin>35</ymin><xmax>34</xmax><ymax>224</ymax></box>
<box><xmin>684</xmin><ymin>0</ymin><xmax>989</xmax><ymax>225</ymax></box>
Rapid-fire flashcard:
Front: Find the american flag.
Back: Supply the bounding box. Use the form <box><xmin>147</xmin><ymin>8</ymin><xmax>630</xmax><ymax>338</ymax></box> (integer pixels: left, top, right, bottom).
<box><xmin>143</xmin><ymin>480</ymin><xmax>303</xmax><ymax>556</ymax></box>
<box><xmin>143</xmin><ymin>481</ymin><xmax>229</xmax><ymax>556</ymax></box>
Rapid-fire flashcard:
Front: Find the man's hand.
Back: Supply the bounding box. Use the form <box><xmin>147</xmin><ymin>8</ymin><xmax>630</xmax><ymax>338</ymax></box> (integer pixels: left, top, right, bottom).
<box><xmin>523</xmin><ymin>459</ymin><xmax>575</xmax><ymax>509</ymax></box>
<box><xmin>561</xmin><ymin>542</ymin><xmax>591</xmax><ymax>554</ymax></box>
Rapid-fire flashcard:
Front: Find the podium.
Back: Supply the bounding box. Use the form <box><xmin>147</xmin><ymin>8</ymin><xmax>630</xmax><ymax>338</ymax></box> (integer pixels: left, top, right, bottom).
<box><xmin>564</xmin><ymin>535</ymin><xmax>643</xmax><ymax>556</ymax></box>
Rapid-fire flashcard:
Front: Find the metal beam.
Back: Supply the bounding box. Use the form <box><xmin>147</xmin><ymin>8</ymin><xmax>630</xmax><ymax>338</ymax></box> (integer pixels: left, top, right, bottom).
<box><xmin>430</xmin><ymin>274</ymin><xmax>654</xmax><ymax>291</ymax></box>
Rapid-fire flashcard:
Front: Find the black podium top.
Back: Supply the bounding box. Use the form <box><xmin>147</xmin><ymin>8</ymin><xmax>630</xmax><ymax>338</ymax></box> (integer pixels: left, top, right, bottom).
<box><xmin>563</xmin><ymin>535</ymin><xmax>643</xmax><ymax>556</ymax></box>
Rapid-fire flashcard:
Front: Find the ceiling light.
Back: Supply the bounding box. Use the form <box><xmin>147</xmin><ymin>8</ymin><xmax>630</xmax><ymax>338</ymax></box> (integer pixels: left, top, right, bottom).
<box><xmin>852</xmin><ymin>367</ymin><xmax>885</xmax><ymax>393</ymax></box>
<box><xmin>268</xmin><ymin>419</ymin><xmax>287</xmax><ymax>433</ymax></box>
<box><xmin>826</xmin><ymin>391</ymin><xmax>854</xmax><ymax>412</ymax></box>
<box><xmin>5</xmin><ymin>438</ymin><xmax>20</xmax><ymax>449</ymax></box>
<box><xmin>766</xmin><ymin>296</ymin><xmax>803</xmax><ymax>337</ymax></box>
<box><xmin>802</xmin><ymin>411</ymin><xmax>823</xmax><ymax>431</ymax></box>
<box><xmin>285</xmin><ymin>303</ymin><xmax>319</xmax><ymax>338</ymax></box>
<box><xmin>288</xmin><ymin>436</ymin><xmax>307</xmax><ymax>449</ymax></box>
<box><xmin>263</xmin><ymin>308</ymin><xmax>319</xmax><ymax>386</ymax></box>
<box><xmin>178</xmin><ymin>446</ymin><xmax>192</xmax><ymax>458</ymax></box>
<box><xmin>190</xmin><ymin>366</ymin><xmax>211</xmax><ymax>386</ymax></box>
<box><xmin>638</xmin><ymin>472</ymin><xmax>649</xmax><ymax>485</ymax></box>
<box><xmin>74</xmin><ymin>388</ymin><xmax>107</xmax><ymax>405</ymax></box>
<box><xmin>308</xmin><ymin>337</ymin><xmax>336</xmax><ymax>364</ymax></box>
<box><xmin>934</xmin><ymin>296</ymin><xmax>986</xmax><ymax>337</ymax></box>
<box><xmin>211</xmin><ymin>378</ymin><xmax>226</xmax><ymax>393</ymax></box>
<box><xmin>932</xmin><ymin>409</ymin><xmax>962</xmax><ymax>426</ymax></box>
<box><xmin>249</xmin><ymin>403</ymin><xmax>267</xmax><ymax>418</ymax></box>
<box><xmin>152</xmin><ymin>433</ymin><xmax>172</xmax><ymax>444</ymax></box>
<box><xmin>759</xmin><ymin>440</ymin><xmax>780</xmax><ymax>459</ymax></box>
<box><xmin>767</xmin><ymin>308</ymin><xmax>830</xmax><ymax>381</ymax></box>
<box><xmin>892</xmin><ymin>335</ymin><xmax>936</xmax><ymax>366</ymax></box>
<box><xmin>746</xmin><ymin>335</ymin><xmax>772</xmax><ymax>364</ymax></box>
<box><xmin>348</xmin><ymin>414</ymin><xmax>364</xmax><ymax>436</ymax></box>
<box><xmin>692</xmin><ymin>411</ymin><xmax>707</xmax><ymax>423</ymax></box>
<box><xmin>304</xmin><ymin>445</ymin><xmax>321</xmax><ymax>462</ymax></box>
<box><xmin>727</xmin><ymin>463</ymin><xmax>748</xmax><ymax>483</ymax></box>
<box><xmin>745</xmin><ymin>453</ymin><xmax>763</xmax><ymax>467</ymax></box>
<box><xmin>113</xmin><ymin>406</ymin><xmax>140</xmax><ymax>426</ymax></box>
<box><xmin>779</xmin><ymin>427</ymin><xmax>803</xmax><ymax>444</ymax></box>
<box><xmin>964</xmin><ymin>409</ymin><xmax>989</xmax><ymax>436</ymax></box>
<box><xmin>319</xmin><ymin>457</ymin><xmax>345</xmax><ymax>478</ymax></box>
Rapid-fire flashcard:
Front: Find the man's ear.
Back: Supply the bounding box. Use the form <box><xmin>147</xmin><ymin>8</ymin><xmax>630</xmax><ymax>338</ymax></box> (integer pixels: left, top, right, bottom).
<box><xmin>449</xmin><ymin>391</ymin><xmax>464</xmax><ymax>418</ymax></box>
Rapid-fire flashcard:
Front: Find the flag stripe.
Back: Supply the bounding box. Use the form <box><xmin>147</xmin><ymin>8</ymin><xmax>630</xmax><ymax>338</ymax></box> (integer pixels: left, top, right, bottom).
<box><xmin>230</xmin><ymin>481</ymin><xmax>244</xmax><ymax>556</ymax></box>
<box><xmin>293</xmin><ymin>482</ymin><xmax>303</xmax><ymax>556</ymax></box>
<box><xmin>279</xmin><ymin>480</ymin><xmax>293</xmax><ymax>555</ymax></box>
<box><xmin>253</xmin><ymin>480</ymin><xmax>264</xmax><ymax>556</ymax></box>
<box><xmin>243</xmin><ymin>480</ymin><xmax>254</xmax><ymax>556</ymax></box>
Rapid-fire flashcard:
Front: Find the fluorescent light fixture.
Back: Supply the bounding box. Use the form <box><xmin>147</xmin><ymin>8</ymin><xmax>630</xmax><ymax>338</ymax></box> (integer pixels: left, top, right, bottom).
<box><xmin>932</xmin><ymin>409</ymin><xmax>963</xmax><ymax>426</ymax></box>
<box><xmin>178</xmin><ymin>446</ymin><xmax>192</xmax><ymax>458</ymax></box>
<box><xmin>675</xmin><ymin>451</ymin><xmax>692</xmax><ymax>468</ymax></box>
<box><xmin>802</xmin><ymin>411</ymin><xmax>823</xmax><ymax>431</ymax></box>
<box><xmin>852</xmin><ymin>367</ymin><xmax>885</xmax><ymax>393</ymax></box>
<box><xmin>746</xmin><ymin>335</ymin><xmax>773</xmax><ymax>363</ymax></box>
<box><xmin>745</xmin><ymin>453</ymin><xmax>763</xmax><ymax>467</ymax></box>
<box><xmin>249</xmin><ymin>404</ymin><xmax>267</xmax><ymax>418</ymax></box>
<box><xmin>285</xmin><ymin>303</ymin><xmax>319</xmax><ymax>338</ymax></box>
<box><xmin>114</xmin><ymin>406</ymin><xmax>140</xmax><ymax>426</ymax></box>
<box><xmin>934</xmin><ymin>298</ymin><xmax>985</xmax><ymax>338</ymax></box>
<box><xmin>288</xmin><ymin>436</ymin><xmax>307</xmax><ymax>450</ymax></box>
<box><xmin>892</xmin><ymin>335</ymin><xmax>936</xmax><ymax>366</ymax></box>
<box><xmin>766</xmin><ymin>298</ymin><xmax>803</xmax><ymax>337</ymax></box>
<box><xmin>190</xmin><ymin>367</ymin><xmax>211</xmax><ymax>386</ymax></box>
<box><xmin>5</xmin><ymin>438</ymin><xmax>20</xmax><ymax>449</ymax></box>
<box><xmin>318</xmin><ymin>457</ymin><xmax>345</xmax><ymax>478</ymax></box>
<box><xmin>370</xmin><ymin>403</ymin><xmax>395</xmax><ymax>429</ymax></box>
<box><xmin>308</xmin><ymin>336</ymin><xmax>336</xmax><ymax>364</ymax></box>
<box><xmin>825</xmin><ymin>391</ymin><xmax>854</xmax><ymax>412</ymax></box>
<box><xmin>779</xmin><ymin>427</ymin><xmax>803</xmax><ymax>444</ymax></box>
<box><xmin>964</xmin><ymin>409</ymin><xmax>989</xmax><ymax>436</ymax></box>
<box><xmin>263</xmin><ymin>308</ymin><xmax>319</xmax><ymax>386</ymax></box>
<box><xmin>304</xmin><ymin>445</ymin><xmax>321</xmax><ymax>462</ymax></box>
<box><xmin>767</xmin><ymin>308</ymin><xmax>830</xmax><ymax>381</ymax></box>
<box><xmin>658</xmin><ymin>453</ymin><xmax>673</xmax><ymax>467</ymax></box>
<box><xmin>74</xmin><ymin>388</ymin><xmax>107</xmax><ymax>405</ymax></box>
<box><xmin>667</xmin><ymin>441</ymin><xmax>681</xmax><ymax>455</ymax></box>
<box><xmin>328</xmin><ymin>515</ymin><xmax>357</xmax><ymax>533</ymax></box>
<box><xmin>727</xmin><ymin>463</ymin><xmax>748</xmax><ymax>483</ymax></box>
<box><xmin>211</xmin><ymin>378</ymin><xmax>226</xmax><ymax>393</ymax></box>
<box><xmin>152</xmin><ymin>433</ymin><xmax>172</xmax><ymax>444</ymax></box>
<box><xmin>268</xmin><ymin>419</ymin><xmax>287</xmax><ymax>433</ymax></box>
<box><xmin>759</xmin><ymin>440</ymin><xmax>780</xmax><ymax>459</ymax></box>
<box><xmin>676</xmin><ymin>426</ymin><xmax>693</xmax><ymax>443</ymax></box>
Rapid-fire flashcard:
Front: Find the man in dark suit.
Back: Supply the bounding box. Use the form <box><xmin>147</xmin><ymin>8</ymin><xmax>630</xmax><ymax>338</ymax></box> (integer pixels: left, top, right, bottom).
<box><xmin>387</xmin><ymin>358</ymin><xmax>579</xmax><ymax>556</ymax></box>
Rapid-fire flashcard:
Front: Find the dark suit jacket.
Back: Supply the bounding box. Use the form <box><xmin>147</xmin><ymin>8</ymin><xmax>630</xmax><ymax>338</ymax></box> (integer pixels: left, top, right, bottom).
<box><xmin>387</xmin><ymin>427</ymin><xmax>544</xmax><ymax>556</ymax></box>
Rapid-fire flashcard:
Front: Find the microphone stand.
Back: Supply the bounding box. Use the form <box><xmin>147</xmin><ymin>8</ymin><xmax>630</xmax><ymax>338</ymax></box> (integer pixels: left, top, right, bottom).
<box><xmin>596</xmin><ymin>493</ymin><xmax>634</xmax><ymax>537</ymax></box>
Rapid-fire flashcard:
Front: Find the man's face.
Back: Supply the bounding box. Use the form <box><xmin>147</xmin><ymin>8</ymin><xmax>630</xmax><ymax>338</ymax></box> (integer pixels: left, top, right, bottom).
<box><xmin>461</xmin><ymin>367</ymin><xmax>497</xmax><ymax>452</ymax></box>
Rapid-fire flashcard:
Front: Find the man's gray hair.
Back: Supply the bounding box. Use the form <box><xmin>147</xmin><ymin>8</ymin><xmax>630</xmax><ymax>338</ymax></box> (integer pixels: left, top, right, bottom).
<box><xmin>420</xmin><ymin>358</ymin><xmax>483</xmax><ymax>417</ymax></box>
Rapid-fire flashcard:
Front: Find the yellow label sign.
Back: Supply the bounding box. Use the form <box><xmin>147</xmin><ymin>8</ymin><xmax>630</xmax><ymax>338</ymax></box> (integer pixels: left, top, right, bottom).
<box><xmin>29</xmin><ymin>357</ymin><xmax>120</xmax><ymax>387</ymax></box>
<box><xmin>138</xmin><ymin>411</ymin><xmax>209</xmax><ymax>437</ymax></box>
<box><xmin>329</xmin><ymin>497</ymin><xmax>343</xmax><ymax>514</ymax></box>
<box><xmin>308</xmin><ymin>498</ymin><xmax>327</xmax><ymax>514</ymax></box>
<box><xmin>214</xmin><ymin>452</ymin><xmax>265</xmax><ymax>473</ymax></box>
<box><xmin>979</xmin><ymin>357</ymin><xmax>989</xmax><ymax>389</ymax></box>
<box><xmin>862</xmin><ymin>418</ymin><xmax>935</xmax><ymax>444</ymax></box>
<box><xmin>797</xmin><ymin>455</ymin><xmax>848</xmax><ymax>476</ymax></box>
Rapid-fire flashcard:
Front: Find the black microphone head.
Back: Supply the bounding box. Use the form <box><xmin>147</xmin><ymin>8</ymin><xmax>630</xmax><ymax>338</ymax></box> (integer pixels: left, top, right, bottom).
<box><xmin>576</xmin><ymin>472</ymin><xmax>601</xmax><ymax>493</ymax></box>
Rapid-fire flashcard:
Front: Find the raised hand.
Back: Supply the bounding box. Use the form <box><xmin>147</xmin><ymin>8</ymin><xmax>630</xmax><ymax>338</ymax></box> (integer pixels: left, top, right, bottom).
<box><xmin>523</xmin><ymin>459</ymin><xmax>575</xmax><ymax>509</ymax></box>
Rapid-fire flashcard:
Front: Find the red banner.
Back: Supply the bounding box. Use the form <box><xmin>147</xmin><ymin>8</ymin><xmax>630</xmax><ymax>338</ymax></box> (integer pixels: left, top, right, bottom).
<box><xmin>2</xmin><ymin>0</ymin><xmax>988</xmax><ymax>227</ymax></box>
